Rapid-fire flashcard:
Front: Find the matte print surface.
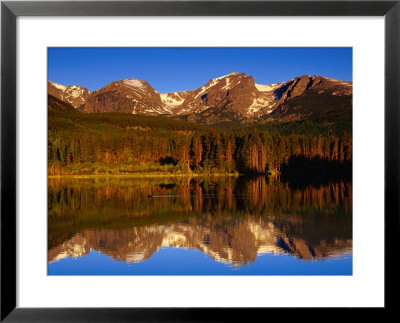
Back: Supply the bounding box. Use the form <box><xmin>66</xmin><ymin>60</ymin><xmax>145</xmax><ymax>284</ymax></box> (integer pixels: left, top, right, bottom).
<box><xmin>47</xmin><ymin>48</ymin><xmax>352</xmax><ymax>275</ymax></box>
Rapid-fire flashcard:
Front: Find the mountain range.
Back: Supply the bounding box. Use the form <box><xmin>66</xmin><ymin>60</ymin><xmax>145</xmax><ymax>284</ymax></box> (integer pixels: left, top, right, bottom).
<box><xmin>48</xmin><ymin>217</ymin><xmax>352</xmax><ymax>265</ymax></box>
<box><xmin>48</xmin><ymin>72</ymin><xmax>352</xmax><ymax>124</ymax></box>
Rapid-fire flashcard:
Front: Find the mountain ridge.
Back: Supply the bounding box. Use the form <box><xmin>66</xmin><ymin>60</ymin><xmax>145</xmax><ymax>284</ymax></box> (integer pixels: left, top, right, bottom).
<box><xmin>48</xmin><ymin>72</ymin><xmax>352</xmax><ymax>124</ymax></box>
<box><xmin>48</xmin><ymin>81</ymin><xmax>90</xmax><ymax>108</ymax></box>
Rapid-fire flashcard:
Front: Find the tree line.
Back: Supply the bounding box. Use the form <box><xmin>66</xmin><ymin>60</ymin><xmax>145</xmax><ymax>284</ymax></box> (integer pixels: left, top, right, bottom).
<box><xmin>48</xmin><ymin>95</ymin><xmax>352</xmax><ymax>176</ymax></box>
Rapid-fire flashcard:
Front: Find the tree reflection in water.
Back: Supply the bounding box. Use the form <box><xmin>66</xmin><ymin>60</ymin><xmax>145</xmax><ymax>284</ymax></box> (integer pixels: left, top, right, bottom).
<box><xmin>48</xmin><ymin>176</ymin><xmax>352</xmax><ymax>267</ymax></box>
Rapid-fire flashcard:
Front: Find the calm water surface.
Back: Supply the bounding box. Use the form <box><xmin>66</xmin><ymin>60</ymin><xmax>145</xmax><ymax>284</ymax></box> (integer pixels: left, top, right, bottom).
<box><xmin>48</xmin><ymin>176</ymin><xmax>352</xmax><ymax>275</ymax></box>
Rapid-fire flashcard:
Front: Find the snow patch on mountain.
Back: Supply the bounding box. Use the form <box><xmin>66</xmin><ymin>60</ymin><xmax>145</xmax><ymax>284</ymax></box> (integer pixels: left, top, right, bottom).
<box><xmin>50</xmin><ymin>81</ymin><xmax>67</xmax><ymax>91</ymax></box>
<box><xmin>213</xmin><ymin>72</ymin><xmax>238</xmax><ymax>81</ymax></box>
<box><xmin>248</xmin><ymin>96</ymin><xmax>274</xmax><ymax>115</ymax></box>
<box><xmin>160</xmin><ymin>93</ymin><xmax>185</xmax><ymax>106</ymax></box>
<box><xmin>66</xmin><ymin>86</ymin><xmax>89</xmax><ymax>98</ymax></box>
<box><xmin>123</xmin><ymin>79</ymin><xmax>145</xmax><ymax>89</ymax></box>
<box><xmin>255</xmin><ymin>83</ymin><xmax>280</xmax><ymax>92</ymax></box>
<box><xmin>221</xmin><ymin>78</ymin><xmax>233</xmax><ymax>91</ymax></box>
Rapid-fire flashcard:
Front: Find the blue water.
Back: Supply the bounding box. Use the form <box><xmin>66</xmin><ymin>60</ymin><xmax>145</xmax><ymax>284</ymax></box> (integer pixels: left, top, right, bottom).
<box><xmin>48</xmin><ymin>248</ymin><xmax>352</xmax><ymax>276</ymax></box>
<box><xmin>48</xmin><ymin>177</ymin><xmax>352</xmax><ymax>275</ymax></box>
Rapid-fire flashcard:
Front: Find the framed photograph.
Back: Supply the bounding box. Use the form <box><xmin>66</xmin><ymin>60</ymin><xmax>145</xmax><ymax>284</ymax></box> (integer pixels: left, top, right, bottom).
<box><xmin>1</xmin><ymin>0</ymin><xmax>398</xmax><ymax>320</ymax></box>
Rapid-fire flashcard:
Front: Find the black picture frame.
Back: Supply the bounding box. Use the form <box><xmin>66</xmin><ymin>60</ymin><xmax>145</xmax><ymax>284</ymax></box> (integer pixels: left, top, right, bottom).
<box><xmin>1</xmin><ymin>0</ymin><xmax>399</xmax><ymax>321</ymax></box>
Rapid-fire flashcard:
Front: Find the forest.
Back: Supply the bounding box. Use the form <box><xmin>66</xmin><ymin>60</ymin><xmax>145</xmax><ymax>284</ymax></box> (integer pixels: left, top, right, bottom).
<box><xmin>48</xmin><ymin>95</ymin><xmax>352</xmax><ymax>178</ymax></box>
<box><xmin>48</xmin><ymin>176</ymin><xmax>352</xmax><ymax>252</ymax></box>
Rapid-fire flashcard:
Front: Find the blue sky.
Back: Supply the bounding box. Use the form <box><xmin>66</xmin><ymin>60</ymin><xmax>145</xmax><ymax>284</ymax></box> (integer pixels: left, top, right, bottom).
<box><xmin>48</xmin><ymin>248</ymin><xmax>352</xmax><ymax>276</ymax></box>
<box><xmin>48</xmin><ymin>48</ymin><xmax>352</xmax><ymax>93</ymax></box>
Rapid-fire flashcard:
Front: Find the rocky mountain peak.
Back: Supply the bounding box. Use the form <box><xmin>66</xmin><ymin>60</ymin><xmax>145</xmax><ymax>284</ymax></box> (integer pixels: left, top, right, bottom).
<box><xmin>48</xmin><ymin>81</ymin><xmax>90</xmax><ymax>108</ymax></box>
<box><xmin>81</xmin><ymin>77</ymin><xmax>168</xmax><ymax>115</ymax></box>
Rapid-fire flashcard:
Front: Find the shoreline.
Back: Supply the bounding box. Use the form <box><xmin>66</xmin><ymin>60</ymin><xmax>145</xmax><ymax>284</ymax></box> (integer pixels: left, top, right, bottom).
<box><xmin>48</xmin><ymin>172</ymin><xmax>242</xmax><ymax>179</ymax></box>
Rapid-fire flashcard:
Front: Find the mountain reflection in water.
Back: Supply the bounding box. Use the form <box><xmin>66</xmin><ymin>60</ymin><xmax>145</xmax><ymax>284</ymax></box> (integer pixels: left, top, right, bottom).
<box><xmin>48</xmin><ymin>176</ymin><xmax>352</xmax><ymax>273</ymax></box>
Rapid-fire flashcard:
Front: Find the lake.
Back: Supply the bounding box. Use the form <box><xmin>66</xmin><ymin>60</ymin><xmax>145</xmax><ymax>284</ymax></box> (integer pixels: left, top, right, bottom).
<box><xmin>48</xmin><ymin>175</ymin><xmax>352</xmax><ymax>275</ymax></box>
